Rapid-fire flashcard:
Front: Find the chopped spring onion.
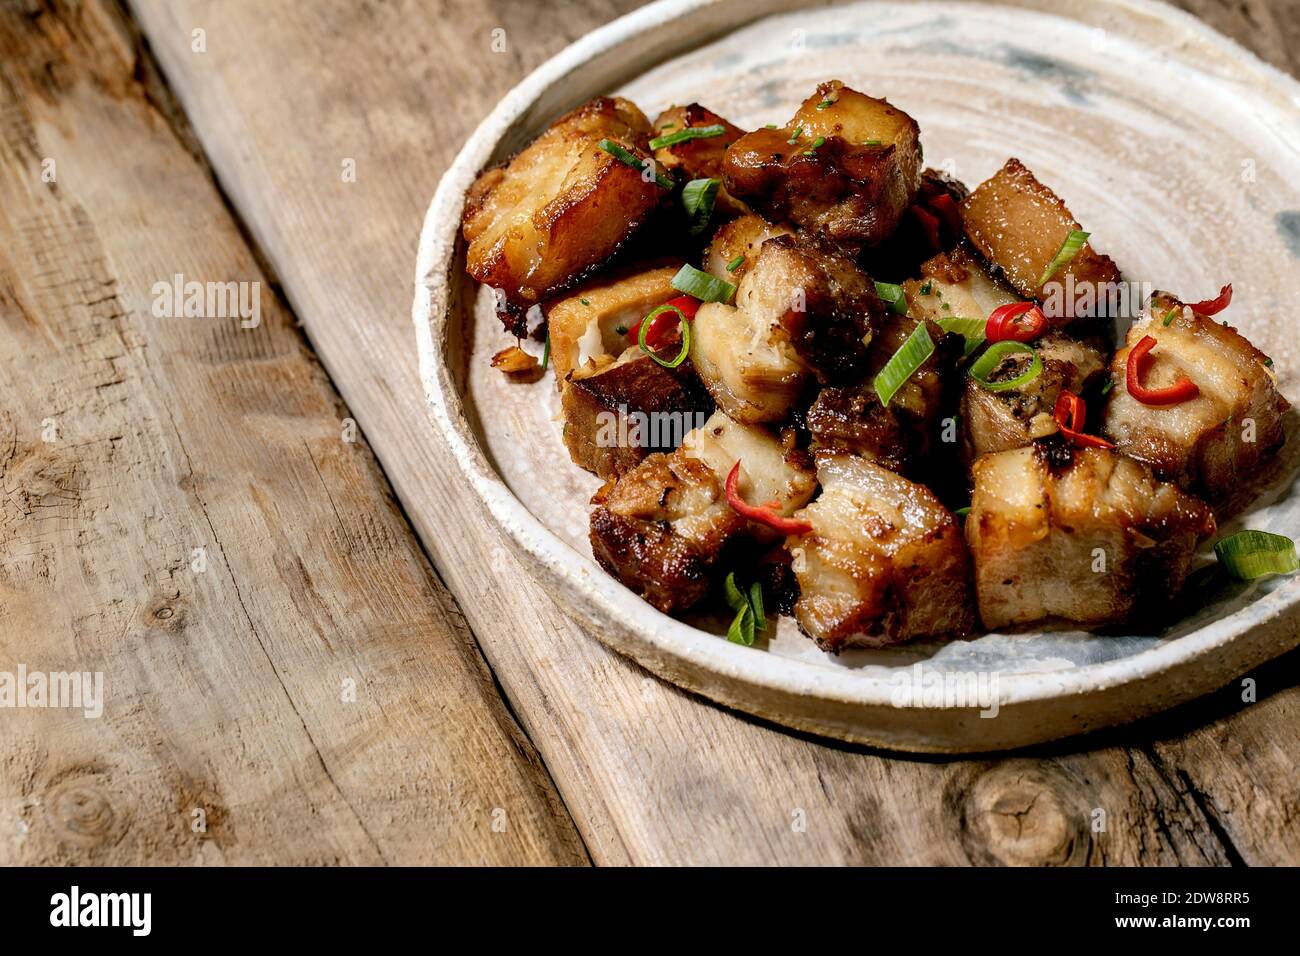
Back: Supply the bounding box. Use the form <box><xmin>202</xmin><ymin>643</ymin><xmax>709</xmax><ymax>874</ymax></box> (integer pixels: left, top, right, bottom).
<box><xmin>598</xmin><ymin>138</ymin><xmax>671</xmax><ymax>188</ymax></box>
<box><xmin>1161</xmin><ymin>305</ymin><xmax>1179</xmax><ymax>326</ymax></box>
<box><xmin>749</xmin><ymin>581</ymin><xmax>766</xmax><ymax>631</ymax></box>
<box><xmin>726</xmin><ymin>255</ymin><xmax>745</xmax><ymax>272</ymax></box>
<box><xmin>803</xmin><ymin>135</ymin><xmax>826</xmax><ymax>155</ymax></box>
<box><xmin>1037</xmin><ymin>229</ymin><xmax>1090</xmax><ymax>287</ymax></box>
<box><xmin>580</xmin><ymin>297</ymin><xmax>590</xmax><ymax>306</ymax></box>
<box><xmin>637</xmin><ymin>303</ymin><xmax>691</xmax><ymax>368</ymax></box>
<box><xmin>1214</xmin><ymin>531</ymin><xmax>1299</xmax><ymax>580</ymax></box>
<box><xmin>764</xmin><ymin>123</ymin><xmax>778</xmax><ymax>129</ymax></box>
<box><xmin>723</xmin><ymin>571</ymin><xmax>747</xmax><ymax>613</ymax></box>
<box><xmin>787</xmin><ymin>126</ymin><xmax>803</xmax><ymax>144</ymax></box>
<box><xmin>682</xmin><ymin>177</ymin><xmax>720</xmax><ymax>235</ymax></box>
<box><xmin>969</xmin><ymin>341</ymin><xmax>1043</xmax><ymax>392</ymax></box>
<box><xmin>671</xmin><ymin>264</ymin><xmax>735</xmax><ymax>303</ymax></box>
<box><xmin>728</xmin><ymin>603</ymin><xmax>755</xmax><ymax>645</ymax></box>
<box><xmin>861</xmin><ymin>139</ymin><xmax>882</xmax><ymax>146</ymax></box>
<box><xmin>934</xmin><ymin>317</ymin><xmax>986</xmax><ymax>357</ymax></box>
<box><xmin>874</xmin><ymin>281</ymin><xmax>908</xmax><ymax>315</ymax></box>
<box><xmin>954</xmin><ymin>506</ymin><xmax>971</xmax><ymax>517</ymax></box>
<box><xmin>540</xmin><ymin>333</ymin><xmax>551</xmax><ymax>371</ymax></box>
<box><xmin>816</xmin><ymin>98</ymin><xmax>835</xmax><ymax>110</ymax></box>
<box><xmin>649</xmin><ymin>124</ymin><xmax>726</xmax><ymax>150</ymax></box>
<box><xmin>1100</xmin><ymin>378</ymin><xmax>1114</xmax><ymax>395</ymax></box>
<box><xmin>874</xmin><ymin>323</ymin><xmax>935</xmax><ymax>407</ymax></box>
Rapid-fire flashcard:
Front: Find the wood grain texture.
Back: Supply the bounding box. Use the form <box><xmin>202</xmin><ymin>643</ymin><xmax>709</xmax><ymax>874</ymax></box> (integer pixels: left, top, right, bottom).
<box><xmin>0</xmin><ymin>0</ymin><xmax>587</xmax><ymax>865</ymax></box>
<box><xmin>123</xmin><ymin>0</ymin><xmax>1300</xmax><ymax>864</ymax></box>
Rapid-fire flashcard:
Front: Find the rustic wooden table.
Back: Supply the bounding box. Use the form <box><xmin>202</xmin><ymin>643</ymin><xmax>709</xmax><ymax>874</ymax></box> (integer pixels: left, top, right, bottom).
<box><xmin>1</xmin><ymin>0</ymin><xmax>1297</xmax><ymax>866</ymax></box>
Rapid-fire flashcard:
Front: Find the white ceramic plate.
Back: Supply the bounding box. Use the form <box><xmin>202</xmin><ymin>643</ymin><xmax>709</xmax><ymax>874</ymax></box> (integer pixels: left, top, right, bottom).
<box><xmin>414</xmin><ymin>0</ymin><xmax>1300</xmax><ymax>751</ymax></box>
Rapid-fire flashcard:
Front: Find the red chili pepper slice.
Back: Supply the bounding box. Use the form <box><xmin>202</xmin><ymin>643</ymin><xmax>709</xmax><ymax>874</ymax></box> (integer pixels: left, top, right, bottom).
<box><xmin>986</xmin><ymin>302</ymin><xmax>1048</xmax><ymax>343</ymax></box>
<box><xmin>1187</xmin><ymin>283</ymin><xmax>1232</xmax><ymax>317</ymax></box>
<box><xmin>927</xmin><ymin>192</ymin><xmax>963</xmax><ymax>235</ymax></box>
<box><xmin>1052</xmin><ymin>390</ymin><xmax>1115</xmax><ymax>449</ymax></box>
<box><xmin>627</xmin><ymin>295</ymin><xmax>698</xmax><ymax>348</ymax></box>
<box><xmin>910</xmin><ymin>204</ymin><xmax>941</xmax><ymax>251</ymax></box>
<box><xmin>1125</xmin><ymin>335</ymin><xmax>1200</xmax><ymax>405</ymax></box>
<box><xmin>724</xmin><ymin>461</ymin><xmax>812</xmax><ymax>536</ymax></box>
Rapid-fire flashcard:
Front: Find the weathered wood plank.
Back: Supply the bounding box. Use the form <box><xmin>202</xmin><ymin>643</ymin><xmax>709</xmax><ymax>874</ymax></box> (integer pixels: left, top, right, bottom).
<box><xmin>0</xmin><ymin>0</ymin><xmax>586</xmax><ymax>865</ymax></box>
<box><xmin>129</xmin><ymin>0</ymin><xmax>1299</xmax><ymax>864</ymax></box>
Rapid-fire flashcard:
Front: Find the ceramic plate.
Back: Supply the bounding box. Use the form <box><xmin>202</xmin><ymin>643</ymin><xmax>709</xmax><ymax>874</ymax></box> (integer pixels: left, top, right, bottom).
<box><xmin>414</xmin><ymin>0</ymin><xmax>1300</xmax><ymax>751</ymax></box>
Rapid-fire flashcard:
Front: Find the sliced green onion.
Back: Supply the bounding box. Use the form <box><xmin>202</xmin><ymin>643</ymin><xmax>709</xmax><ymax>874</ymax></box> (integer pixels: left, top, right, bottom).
<box><xmin>580</xmin><ymin>297</ymin><xmax>590</xmax><ymax>306</ymax></box>
<box><xmin>598</xmin><ymin>138</ymin><xmax>671</xmax><ymax>188</ymax></box>
<box><xmin>969</xmin><ymin>341</ymin><xmax>1043</xmax><ymax>392</ymax></box>
<box><xmin>660</xmin><ymin>122</ymin><xmax>676</xmax><ymax>131</ymax></box>
<box><xmin>1214</xmin><ymin>531</ymin><xmax>1299</xmax><ymax>580</ymax></box>
<box><xmin>1037</xmin><ymin>229</ymin><xmax>1090</xmax><ymax>287</ymax></box>
<box><xmin>540</xmin><ymin>333</ymin><xmax>551</xmax><ymax>371</ymax></box>
<box><xmin>874</xmin><ymin>324</ymin><xmax>935</xmax><ymax>407</ymax></box>
<box><xmin>764</xmin><ymin>123</ymin><xmax>778</xmax><ymax>129</ymax></box>
<box><xmin>749</xmin><ymin>581</ymin><xmax>766</xmax><ymax>631</ymax></box>
<box><xmin>1162</xmin><ymin>305</ymin><xmax>1179</xmax><ymax>326</ymax></box>
<box><xmin>682</xmin><ymin>177</ymin><xmax>720</xmax><ymax>235</ymax></box>
<box><xmin>649</xmin><ymin>124</ymin><xmax>726</xmax><ymax>150</ymax></box>
<box><xmin>954</xmin><ymin>506</ymin><xmax>971</xmax><ymax>517</ymax></box>
<box><xmin>1100</xmin><ymin>378</ymin><xmax>1114</xmax><ymax>395</ymax></box>
<box><xmin>727</xmin><ymin>603</ymin><xmax>755</xmax><ymax>645</ymax></box>
<box><xmin>726</xmin><ymin>255</ymin><xmax>745</xmax><ymax>272</ymax></box>
<box><xmin>934</xmin><ymin>316</ymin><xmax>986</xmax><ymax>357</ymax></box>
<box><xmin>815</xmin><ymin>98</ymin><xmax>835</xmax><ymax>110</ymax></box>
<box><xmin>803</xmin><ymin>135</ymin><xmax>826</xmax><ymax>155</ymax></box>
<box><xmin>723</xmin><ymin>571</ymin><xmax>747</xmax><ymax>613</ymax></box>
<box><xmin>861</xmin><ymin>139</ymin><xmax>882</xmax><ymax>146</ymax></box>
<box><xmin>787</xmin><ymin>126</ymin><xmax>803</xmax><ymax>144</ymax></box>
<box><xmin>874</xmin><ymin>281</ymin><xmax>908</xmax><ymax>315</ymax></box>
<box><xmin>637</xmin><ymin>303</ymin><xmax>691</xmax><ymax>368</ymax></box>
<box><xmin>671</xmin><ymin>263</ymin><xmax>735</xmax><ymax>303</ymax></box>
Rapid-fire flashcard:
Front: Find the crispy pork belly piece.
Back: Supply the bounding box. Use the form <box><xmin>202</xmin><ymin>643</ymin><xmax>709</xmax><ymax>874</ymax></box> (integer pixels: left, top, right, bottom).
<box><xmin>547</xmin><ymin>263</ymin><xmax>681</xmax><ymax>390</ymax></box>
<box><xmin>462</xmin><ymin>97</ymin><xmax>663</xmax><ymax>329</ymax></box>
<box><xmin>789</xmin><ymin>455</ymin><xmax>975</xmax><ymax>651</ymax></box>
<box><xmin>960</xmin><ymin>159</ymin><xmax>1121</xmax><ymax>326</ymax></box>
<box><xmin>562</xmin><ymin>349</ymin><xmax>713</xmax><ymax>480</ymax></box>
<box><xmin>590</xmin><ymin>411</ymin><xmax>816</xmax><ymax>612</ymax></box>
<box><xmin>966</xmin><ymin>441</ymin><xmax>1215</xmax><ymax>630</ymax></box>
<box><xmin>722</xmin><ymin>81</ymin><xmax>922</xmax><ymax>254</ymax></box>
<box><xmin>906</xmin><ymin>242</ymin><xmax>1020</xmax><ymax>326</ymax></box>
<box><xmin>1101</xmin><ymin>293</ymin><xmax>1287</xmax><ymax>503</ymax></box>
<box><xmin>960</xmin><ymin>332</ymin><xmax>1106</xmax><ymax>463</ymax></box>
<box><xmin>652</xmin><ymin>104</ymin><xmax>749</xmax><ymax>216</ymax></box>
<box><xmin>703</xmin><ymin>213</ymin><xmax>792</xmax><ymax>283</ymax></box>
<box><xmin>806</xmin><ymin>313</ymin><xmax>962</xmax><ymax>474</ymax></box>
<box><xmin>689</xmin><ymin>235</ymin><xmax>886</xmax><ymax>422</ymax></box>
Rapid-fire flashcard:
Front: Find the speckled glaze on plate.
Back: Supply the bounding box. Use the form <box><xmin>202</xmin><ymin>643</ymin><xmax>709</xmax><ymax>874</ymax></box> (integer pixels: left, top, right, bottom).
<box><xmin>414</xmin><ymin>0</ymin><xmax>1300</xmax><ymax>751</ymax></box>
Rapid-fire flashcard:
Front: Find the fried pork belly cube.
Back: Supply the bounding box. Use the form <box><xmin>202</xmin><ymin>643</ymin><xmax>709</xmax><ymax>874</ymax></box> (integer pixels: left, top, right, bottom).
<box><xmin>860</xmin><ymin>169</ymin><xmax>970</xmax><ymax>281</ymax></box>
<box><xmin>722</xmin><ymin>81</ymin><xmax>922</xmax><ymax>253</ymax></box>
<box><xmin>462</xmin><ymin>97</ymin><xmax>663</xmax><ymax>329</ymax></box>
<box><xmin>702</xmin><ymin>213</ymin><xmax>792</xmax><ymax>284</ymax></box>
<box><xmin>788</xmin><ymin>455</ymin><xmax>975</xmax><ymax>651</ymax></box>
<box><xmin>547</xmin><ymin>263</ymin><xmax>681</xmax><ymax>389</ymax></box>
<box><xmin>690</xmin><ymin>235</ymin><xmax>885</xmax><ymax>422</ymax></box>
<box><xmin>590</xmin><ymin>411</ymin><xmax>816</xmax><ymax>612</ymax></box>
<box><xmin>806</xmin><ymin>313</ymin><xmax>961</xmax><ymax>474</ymax></box>
<box><xmin>966</xmin><ymin>442</ymin><xmax>1215</xmax><ymax>630</ymax></box>
<box><xmin>961</xmin><ymin>332</ymin><xmax>1106</xmax><ymax>463</ymax></box>
<box><xmin>1102</xmin><ymin>292</ymin><xmax>1287</xmax><ymax>503</ymax></box>
<box><xmin>562</xmin><ymin>349</ymin><xmax>713</xmax><ymax>480</ymax></box>
<box><xmin>652</xmin><ymin>104</ymin><xmax>749</xmax><ymax>217</ymax></box>
<box><xmin>906</xmin><ymin>243</ymin><xmax>1020</xmax><ymax>326</ymax></box>
<box><xmin>960</xmin><ymin>159</ymin><xmax>1121</xmax><ymax>325</ymax></box>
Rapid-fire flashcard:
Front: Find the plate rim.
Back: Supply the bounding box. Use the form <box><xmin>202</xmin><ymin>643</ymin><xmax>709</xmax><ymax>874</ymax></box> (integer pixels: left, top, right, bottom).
<box><xmin>412</xmin><ymin>0</ymin><xmax>1300</xmax><ymax>747</ymax></box>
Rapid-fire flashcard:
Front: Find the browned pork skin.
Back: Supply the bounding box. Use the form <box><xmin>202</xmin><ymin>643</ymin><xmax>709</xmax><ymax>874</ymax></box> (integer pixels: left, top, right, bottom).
<box><xmin>1101</xmin><ymin>292</ymin><xmax>1286</xmax><ymax>505</ymax></box>
<box><xmin>788</xmin><ymin>455</ymin><xmax>974</xmax><ymax>651</ymax></box>
<box><xmin>965</xmin><ymin>440</ymin><xmax>1215</xmax><ymax>630</ymax></box>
